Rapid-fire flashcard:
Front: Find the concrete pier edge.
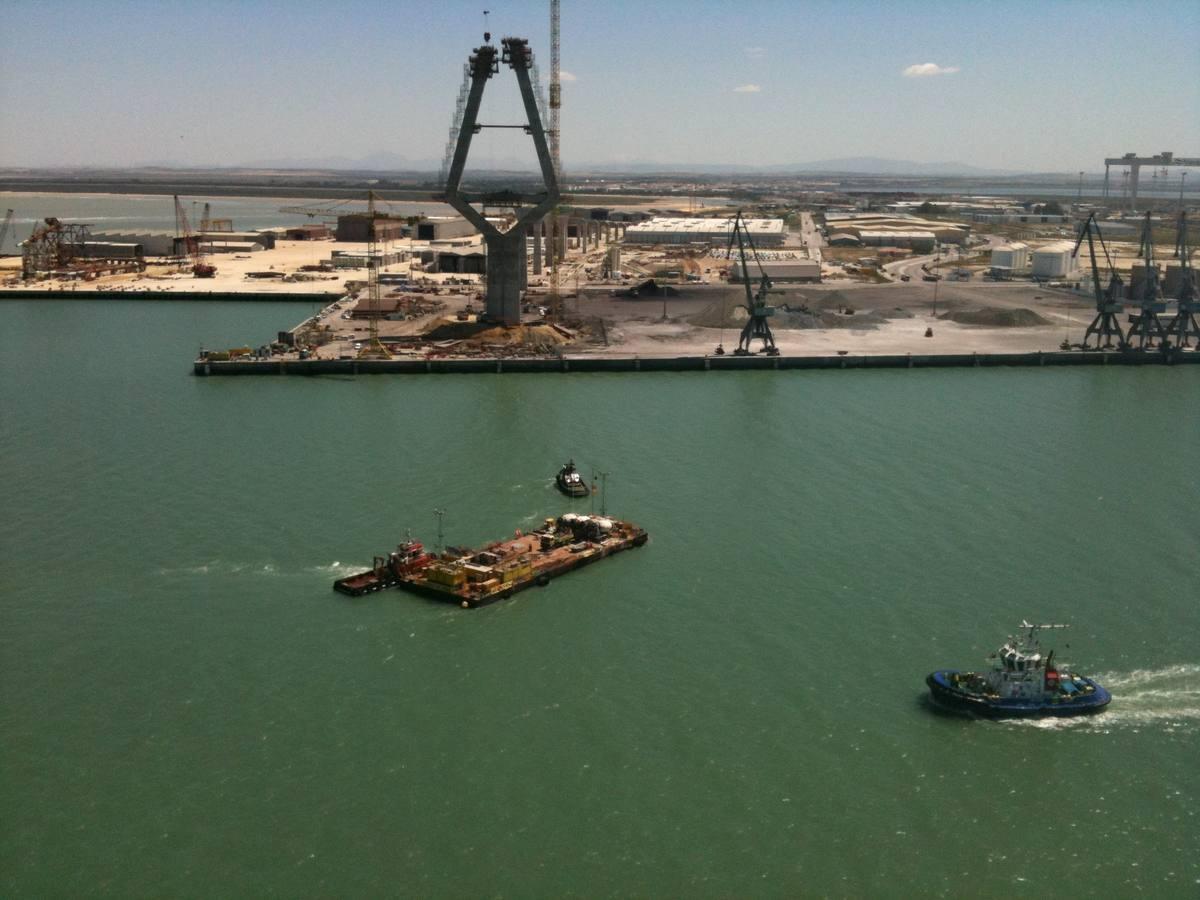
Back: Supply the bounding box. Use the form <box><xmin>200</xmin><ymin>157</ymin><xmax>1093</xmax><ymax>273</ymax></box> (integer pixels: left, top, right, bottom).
<box><xmin>194</xmin><ymin>350</ymin><xmax>1200</xmax><ymax>376</ymax></box>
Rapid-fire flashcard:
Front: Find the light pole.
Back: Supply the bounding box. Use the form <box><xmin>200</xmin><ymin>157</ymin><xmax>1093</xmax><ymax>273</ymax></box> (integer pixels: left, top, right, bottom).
<box><xmin>932</xmin><ymin>242</ymin><xmax>940</xmax><ymax>319</ymax></box>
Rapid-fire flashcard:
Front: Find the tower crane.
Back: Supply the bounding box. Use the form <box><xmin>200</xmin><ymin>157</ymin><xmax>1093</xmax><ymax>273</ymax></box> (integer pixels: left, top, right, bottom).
<box><xmin>358</xmin><ymin>190</ymin><xmax>392</xmax><ymax>359</ymax></box>
<box><xmin>726</xmin><ymin>211</ymin><xmax>779</xmax><ymax>356</ymax></box>
<box><xmin>173</xmin><ymin>195</ymin><xmax>216</xmax><ymax>278</ymax></box>
<box><xmin>1071</xmin><ymin>213</ymin><xmax>1125</xmax><ymax>349</ymax></box>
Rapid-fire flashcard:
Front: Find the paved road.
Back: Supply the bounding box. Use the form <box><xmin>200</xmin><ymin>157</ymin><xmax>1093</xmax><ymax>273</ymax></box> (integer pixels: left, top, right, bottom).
<box><xmin>798</xmin><ymin>211</ymin><xmax>823</xmax><ymax>265</ymax></box>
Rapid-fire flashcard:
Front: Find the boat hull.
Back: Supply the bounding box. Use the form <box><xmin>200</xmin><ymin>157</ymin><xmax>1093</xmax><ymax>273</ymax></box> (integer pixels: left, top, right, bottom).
<box><xmin>926</xmin><ymin>670</ymin><xmax>1112</xmax><ymax>718</ymax></box>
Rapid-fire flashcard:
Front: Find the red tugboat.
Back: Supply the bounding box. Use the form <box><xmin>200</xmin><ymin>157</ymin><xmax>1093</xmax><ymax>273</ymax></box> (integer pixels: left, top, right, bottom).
<box><xmin>333</xmin><ymin>514</ymin><xmax>648</xmax><ymax>607</ymax></box>
<box><xmin>332</xmin><ymin>536</ymin><xmax>433</xmax><ymax>596</ymax></box>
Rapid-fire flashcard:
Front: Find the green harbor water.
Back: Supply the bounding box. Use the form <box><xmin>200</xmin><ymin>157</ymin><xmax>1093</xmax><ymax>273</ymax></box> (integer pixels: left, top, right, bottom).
<box><xmin>1</xmin><ymin>299</ymin><xmax>1198</xmax><ymax>897</ymax></box>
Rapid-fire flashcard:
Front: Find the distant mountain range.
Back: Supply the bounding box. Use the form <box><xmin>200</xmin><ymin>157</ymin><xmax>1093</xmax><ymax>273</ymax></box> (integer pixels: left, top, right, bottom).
<box><xmin>225</xmin><ymin>153</ymin><xmax>1031</xmax><ymax>178</ymax></box>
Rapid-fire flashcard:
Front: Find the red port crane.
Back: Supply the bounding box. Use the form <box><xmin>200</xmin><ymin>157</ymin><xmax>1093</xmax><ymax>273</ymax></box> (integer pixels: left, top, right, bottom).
<box><xmin>173</xmin><ymin>195</ymin><xmax>216</xmax><ymax>278</ymax></box>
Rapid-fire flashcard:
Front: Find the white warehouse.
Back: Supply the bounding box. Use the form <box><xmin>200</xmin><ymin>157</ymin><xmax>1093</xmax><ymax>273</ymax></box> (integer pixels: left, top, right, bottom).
<box><xmin>1030</xmin><ymin>241</ymin><xmax>1078</xmax><ymax>279</ymax></box>
<box><xmin>624</xmin><ymin>217</ymin><xmax>786</xmax><ymax>246</ymax></box>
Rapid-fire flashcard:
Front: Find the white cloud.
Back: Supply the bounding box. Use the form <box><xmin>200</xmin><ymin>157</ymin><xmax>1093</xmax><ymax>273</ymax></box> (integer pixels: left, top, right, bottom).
<box><xmin>733</xmin><ymin>84</ymin><xmax>762</xmax><ymax>93</ymax></box>
<box><xmin>902</xmin><ymin>63</ymin><xmax>960</xmax><ymax>78</ymax></box>
<box><xmin>559</xmin><ymin>70</ymin><xmax>577</xmax><ymax>82</ymax></box>
<box><xmin>744</xmin><ymin>46</ymin><xmax>766</xmax><ymax>59</ymax></box>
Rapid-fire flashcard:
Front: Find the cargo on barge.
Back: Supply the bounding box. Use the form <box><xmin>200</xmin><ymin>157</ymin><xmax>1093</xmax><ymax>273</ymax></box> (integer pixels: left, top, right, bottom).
<box><xmin>333</xmin><ymin>513</ymin><xmax>647</xmax><ymax>608</ymax></box>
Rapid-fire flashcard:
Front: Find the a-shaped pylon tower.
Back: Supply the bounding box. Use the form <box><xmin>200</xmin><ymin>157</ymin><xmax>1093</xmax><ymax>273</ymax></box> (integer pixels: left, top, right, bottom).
<box><xmin>1125</xmin><ymin>212</ymin><xmax>1169</xmax><ymax>350</ymax></box>
<box><xmin>1165</xmin><ymin>211</ymin><xmax>1200</xmax><ymax>348</ymax></box>
<box><xmin>441</xmin><ymin>35</ymin><xmax>560</xmax><ymax>325</ymax></box>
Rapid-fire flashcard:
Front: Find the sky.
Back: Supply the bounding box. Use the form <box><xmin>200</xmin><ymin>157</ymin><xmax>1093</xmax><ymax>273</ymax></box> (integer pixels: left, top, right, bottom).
<box><xmin>1</xmin><ymin>0</ymin><xmax>1198</xmax><ymax>174</ymax></box>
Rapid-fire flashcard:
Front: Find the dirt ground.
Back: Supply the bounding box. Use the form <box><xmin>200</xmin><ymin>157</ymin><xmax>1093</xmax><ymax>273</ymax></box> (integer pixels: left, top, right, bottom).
<box><xmin>573</xmin><ymin>281</ymin><xmax>1093</xmax><ymax>356</ymax></box>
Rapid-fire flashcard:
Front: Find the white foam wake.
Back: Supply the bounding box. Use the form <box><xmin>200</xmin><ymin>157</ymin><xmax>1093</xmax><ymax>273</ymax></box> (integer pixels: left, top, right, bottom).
<box><xmin>1001</xmin><ymin>664</ymin><xmax>1200</xmax><ymax>733</ymax></box>
<box><xmin>156</xmin><ymin>560</ymin><xmax>364</xmax><ymax>580</ymax></box>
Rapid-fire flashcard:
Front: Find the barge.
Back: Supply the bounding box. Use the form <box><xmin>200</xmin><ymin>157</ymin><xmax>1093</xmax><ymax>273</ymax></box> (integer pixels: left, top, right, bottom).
<box><xmin>333</xmin><ymin>513</ymin><xmax>648</xmax><ymax>608</ymax></box>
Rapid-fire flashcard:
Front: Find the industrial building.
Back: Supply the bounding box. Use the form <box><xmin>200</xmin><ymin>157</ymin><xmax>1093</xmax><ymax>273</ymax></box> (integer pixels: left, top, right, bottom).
<box><xmin>434</xmin><ymin>246</ymin><xmax>487</xmax><ymax>274</ymax></box>
<box><xmin>1030</xmin><ymin>241</ymin><xmax>1078</xmax><ymax>279</ymax></box>
<box><xmin>335</xmin><ymin>216</ymin><xmax>407</xmax><ymax>243</ymax></box>
<box><xmin>86</xmin><ymin>230</ymin><xmax>275</xmax><ymax>256</ymax></box>
<box><xmin>989</xmin><ymin>242</ymin><xmax>1031</xmax><ymax>277</ymax></box>
<box><xmin>415</xmin><ymin>217</ymin><xmax>476</xmax><ymax>241</ymax></box>
<box><xmin>730</xmin><ymin>257</ymin><xmax>821</xmax><ymax>283</ymax></box>
<box><xmin>329</xmin><ymin>249</ymin><xmax>405</xmax><ymax>268</ymax></box>
<box><xmin>87</xmin><ymin>231</ymin><xmax>179</xmax><ymax>257</ymax></box>
<box><xmin>624</xmin><ymin>217</ymin><xmax>786</xmax><ymax>246</ymax></box>
<box><xmin>857</xmin><ymin>230</ymin><xmax>937</xmax><ymax>252</ymax></box>
<box><xmin>971</xmin><ymin>212</ymin><xmax>1070</xmax><ymax>225</ymax></box>
<box><xmin>283</xmin><ymin>224</ymin><xmax>332</xmax><ymax>240</ymax></box>
<box><xmin>823</xmin><ymin>214</ymin><xmax>969</xmax><ymax>245</ymax></box>
<box><xmin>78</xmin><ymin>242</ymin><xmax>145</xmax><ymax>260</ymax></box>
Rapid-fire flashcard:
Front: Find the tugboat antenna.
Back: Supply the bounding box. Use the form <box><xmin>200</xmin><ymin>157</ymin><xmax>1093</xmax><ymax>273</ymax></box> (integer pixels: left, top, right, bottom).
<box><xmin>433</xmin><ymin>508</ymin><xmax>446</xmax><ymax>555</ymax></box>
<box><xmin>597</xmin><ymin>470</ymin><xmax>610</xmax><ymax>517</ymax></box>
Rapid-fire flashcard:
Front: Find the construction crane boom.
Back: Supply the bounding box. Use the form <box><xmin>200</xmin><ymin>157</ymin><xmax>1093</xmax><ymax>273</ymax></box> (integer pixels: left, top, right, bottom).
<box><xmin>358</xmin><ymin>190</ymin><xmax>392</xmax><ymax>359</ymax></box>
<box><xmin>726</xmin><ymin>211</ymin><xmax>779</xmax><ymax>356</ymax></box>
<box><xmin>173</xmin><ymin>195</ymin><xmax>216</xmax><ymax>278</ymax></box>
<box><xmin>1071</xmin><ymin>213</ymin><xmax>1125</xmax><ymax>349</ymax></box>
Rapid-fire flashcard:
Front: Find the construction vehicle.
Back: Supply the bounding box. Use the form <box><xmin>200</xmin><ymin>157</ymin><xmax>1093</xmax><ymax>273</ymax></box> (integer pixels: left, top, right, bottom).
<box><xmin>1071</xmin><ymin>213</ymin><xmax>1126</xmax><ymax>350</ymax></box>
<box><xmin>173</xmin><ymin>195</ymin><xmax>216</xmax><ymax>278</ymax></box>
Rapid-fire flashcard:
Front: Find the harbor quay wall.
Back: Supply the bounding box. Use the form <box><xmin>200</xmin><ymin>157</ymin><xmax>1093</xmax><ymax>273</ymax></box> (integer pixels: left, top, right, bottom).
<box><xmin>194</xmin><ymin>350</ymin><xmax>1200</xmax><ymax>376</ymax></box>
<box><xmin>1</xmin><ymin>289</ymin><xmax>340</xmax><ymax>303</ymax></box>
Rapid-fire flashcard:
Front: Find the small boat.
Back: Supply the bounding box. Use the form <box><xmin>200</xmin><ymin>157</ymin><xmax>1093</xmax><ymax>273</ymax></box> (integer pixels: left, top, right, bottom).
<box><xmin>926</xmin><ymin>621</ymin><xmax>1111</xmax><ymax>718</ymax></box>
<box><xmin>555</xmin><ymin>460</ymin><xmax>590</xmax><ymax>498</ymax></box>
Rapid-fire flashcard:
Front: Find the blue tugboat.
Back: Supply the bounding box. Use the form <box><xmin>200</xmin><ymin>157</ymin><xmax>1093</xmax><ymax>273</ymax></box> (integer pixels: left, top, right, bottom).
<box><xmin>926</xmin><ymin>621</ymin><xmax>1111</xmax><ymax>718</ymax></box>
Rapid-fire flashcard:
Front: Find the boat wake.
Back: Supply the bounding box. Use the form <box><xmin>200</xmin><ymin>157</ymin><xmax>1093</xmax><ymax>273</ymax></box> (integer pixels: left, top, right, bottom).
<box><xmin>156</xmin><ymin>560</ymin><xmax>363</xmax><ymax>580</ymax></box>
<box><xmin>1002</xmin><ymin>664</ymin><xmax>1200</xmax><ymax>733</ymax></box>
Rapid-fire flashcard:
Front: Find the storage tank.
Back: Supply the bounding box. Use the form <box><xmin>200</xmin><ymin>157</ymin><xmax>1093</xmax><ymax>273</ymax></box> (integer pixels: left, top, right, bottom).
<box><xmin>1030</xmin><ymin>241</ymin><xmax>1078</xmax><ymax>279</ymax></box>
<box><xmin>989</xmin><ymin>242</ymin><xmax>1030</xmax><ymax>273</ymax></box>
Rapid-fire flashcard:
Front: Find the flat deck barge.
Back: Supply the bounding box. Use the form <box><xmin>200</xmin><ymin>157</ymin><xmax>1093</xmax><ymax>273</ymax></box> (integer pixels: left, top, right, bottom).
<box><xmin>333</xmin><ymin>513</ymin><xmax>648</xmax><ymax>608</ymax></box>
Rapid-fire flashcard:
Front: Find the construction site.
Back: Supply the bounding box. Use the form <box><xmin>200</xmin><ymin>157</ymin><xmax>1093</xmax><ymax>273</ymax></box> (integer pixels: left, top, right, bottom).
<box><xmin>0</xmin><ymin>0</ymin><xmax>1196</xmax><ymax>371</ymax></box>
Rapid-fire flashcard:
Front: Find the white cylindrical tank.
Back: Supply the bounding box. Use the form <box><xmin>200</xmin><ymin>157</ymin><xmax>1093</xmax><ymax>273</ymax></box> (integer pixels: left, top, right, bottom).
<box><xmin>1031</xmin><ymin>241</ymin><xmax>1078</xmax><ymax>278</ymax></box>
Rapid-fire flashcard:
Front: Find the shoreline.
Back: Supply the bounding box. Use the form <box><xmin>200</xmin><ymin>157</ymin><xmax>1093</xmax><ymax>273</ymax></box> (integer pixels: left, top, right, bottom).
<box><xmin>194</xmin><ymin>349</ymin><xmax>1200</xmax><ymax>376</ymax></box>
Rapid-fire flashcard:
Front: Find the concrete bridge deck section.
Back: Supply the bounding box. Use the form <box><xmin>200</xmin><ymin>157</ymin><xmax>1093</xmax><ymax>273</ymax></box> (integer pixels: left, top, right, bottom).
<box><xmin>195</xmin><ymin>350</ymin><xmax>1200</xmax><ymax>377</ymax></box>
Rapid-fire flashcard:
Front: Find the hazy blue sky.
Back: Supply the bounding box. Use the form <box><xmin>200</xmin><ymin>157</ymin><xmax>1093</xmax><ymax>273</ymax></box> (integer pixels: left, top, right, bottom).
<box><xmin>1</xmin><ymin>0</ymin><xmax>1197</xmax><ymax>173</ymax></box>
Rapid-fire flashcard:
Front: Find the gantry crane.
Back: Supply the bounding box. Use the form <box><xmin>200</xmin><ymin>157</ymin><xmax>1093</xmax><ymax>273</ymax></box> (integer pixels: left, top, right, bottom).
<box><xmin>1071</xmin><ymin>213</ymin><xmax>1126</xmax><ymax>349</ymax></box>
<box><xmin>727</xmin><ymin>211</ymin><xmax>779</xmax><ymax>356</ymax></box>
<box><xmin>1125</xmin><ymin>212</ymin><xmax>1168</xmax><ymax>350</ymax></box>
<box><xmin>1164</xmin><ymin>211</ymin><xmax>1199</xmax><ymax>348</ymax></box>
<box><xmin>173</xmin><ymin>195</ymin><xmax>216</xmax><ymax>278</ymax></box>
